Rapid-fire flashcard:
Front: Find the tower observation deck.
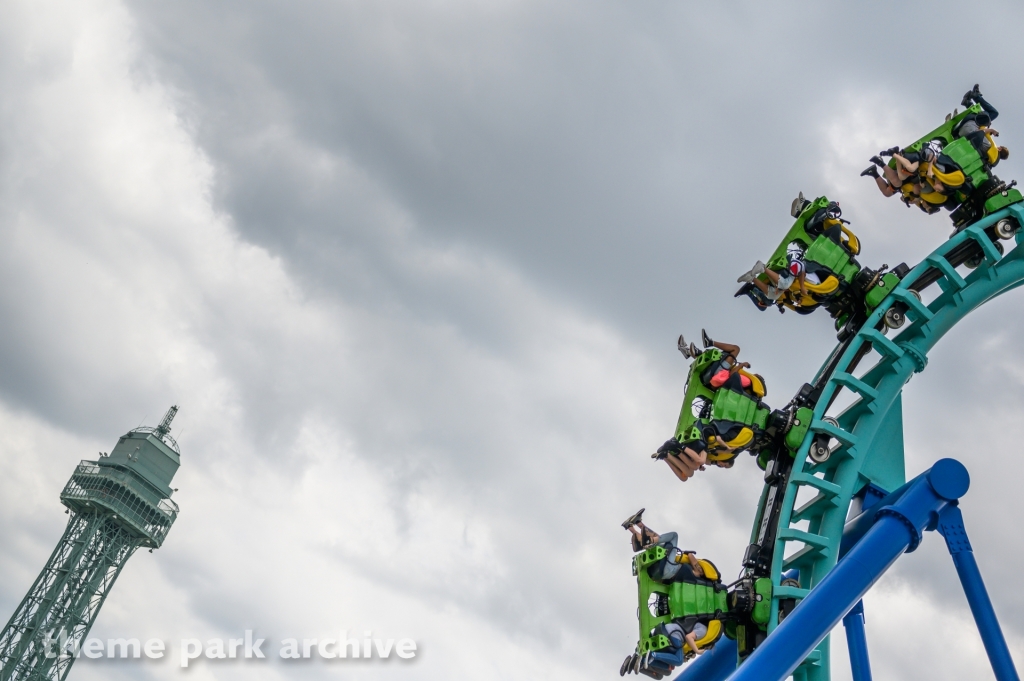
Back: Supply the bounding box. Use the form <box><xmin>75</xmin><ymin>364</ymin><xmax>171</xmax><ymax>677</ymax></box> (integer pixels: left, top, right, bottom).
<box><xmin>0</xmin><ymin>406</ymin><xmax>183</xmax><ymax>681</ymax></box>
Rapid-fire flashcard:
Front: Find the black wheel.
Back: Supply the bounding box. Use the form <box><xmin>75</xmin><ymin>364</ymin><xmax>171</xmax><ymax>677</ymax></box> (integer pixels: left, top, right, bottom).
<box><xmin>965</xmin><ymin>240</ymin><xmax>1004</xmax><ymax>269</ymax></box>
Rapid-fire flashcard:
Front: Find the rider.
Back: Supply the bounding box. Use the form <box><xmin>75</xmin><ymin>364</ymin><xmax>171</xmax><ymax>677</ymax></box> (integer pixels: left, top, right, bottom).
<box><xmin>620</xmin><ymin>510</ymin><xmax>715</xmax><ymax>677</ymax></box>
<box><xmin>641</xmin><ymin>622</ymin><xmax>706</xmax><ymax>677</ymax></box>
<box><xmin>690</xmin><ymin>332</ymin><xmax>754</xmax><ymax>395</ymax></box>
<box><xmin>861</xmin><ymin>148</ymin><xmax>921</xmax><ymax>198</ymax></box>
<box><xmin>622</xmin><ymin>511</ymin><xmax>706</xmax><ymax>583</ymax></box>
<box><xmin>656</xmin><ymin>331</ymin><xmax>766</xmax><ymax>481</ymax></box>
<box><xmin>622</xmin><ymin>508</ymin><xmax>675</xmax><ymax>553</ymax></box>
<box><xmin>956</xmin><ymin>84</ymin><xmax>1008</xmax><ymax>167</ymax></box>
<box><xmin>738</xmin><ymin>245</ymin><xmax>818</xmax><ymax>305</ymax></box>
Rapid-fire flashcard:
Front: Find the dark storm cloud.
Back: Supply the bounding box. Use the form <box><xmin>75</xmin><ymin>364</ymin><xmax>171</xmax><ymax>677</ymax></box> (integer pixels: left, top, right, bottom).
<box><xmin>3</xmin><ymin>1</ymin><xmax>1024</xmax><ymax>679</ymax></box>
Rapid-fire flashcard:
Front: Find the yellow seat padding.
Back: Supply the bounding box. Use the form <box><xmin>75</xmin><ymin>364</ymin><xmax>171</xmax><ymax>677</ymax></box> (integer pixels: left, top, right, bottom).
<box><xmin>782</xmin><ymin>275</ymin><xmax>840</xmax><ymax>308</ymax></box>
<box><xmin>696</xmin><ymin>559</ymin><xmax>720</xmax><ymax>581</ymax></box>
<box><xmin>922</xmin><ymin>162</ymin><xmax>966</xmax><ymax>190</ymax></box>
<box><xmin>803</xmin><ymin>275</ymin><xmax>840</xmax><ymax>296</ymax></box>
<box><xmin>919</xmin><ymin>188</ymin><xmax>949</xmax><ymax>205</ymax></box>
<box><xmin>986</xmin><ymin>133</ymin><xmax>999</xmax><ymax>165</ymax></box>
<box><xmin>840</xmin><ymin>225</ymin><xmax>860</xmax><ymax>256</ymax></box>
<box><xmin>737</xmin><ymin>370</ymin><xmax>766</xmax><ymax>397</ymax></box>
<box><xmin>683</xmin><ymin>619</ymin><xmax>723</xmax><ymax>654</ymax></box>
<box><xmin>706</xmin><ymin>427</ymin><xmax>753</xmax><ymax>461</ymax></box>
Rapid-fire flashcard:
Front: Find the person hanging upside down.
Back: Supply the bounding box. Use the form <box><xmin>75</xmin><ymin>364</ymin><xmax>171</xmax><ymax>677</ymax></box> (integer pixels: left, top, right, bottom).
<box><xmin>683</xmin><ymin>330</ymin><xmax>755</xmax><ymax>395</ymax></box>
<box><xmin>737</xmin><ymin>255</ymin><xmax>812</xmax><ymax>304</ymax></box>
<box><xmin>861</xmin><ymin>149</ymin><xmax>921</xmax><ymax>197</ymax></box>
<box><xmin>955</xmin><ymin>84</ymin><xmax>1009</xmax><ymax>167</ymax></box>
<box><xmin>622</xmin><ymin>508</ymin><xmax>678</xmax><ymax>553</ymax></box>
<box><xmin>655</xmin><ymin>334</ymin><xmax>768</xmax><ymax>481</ymax></box>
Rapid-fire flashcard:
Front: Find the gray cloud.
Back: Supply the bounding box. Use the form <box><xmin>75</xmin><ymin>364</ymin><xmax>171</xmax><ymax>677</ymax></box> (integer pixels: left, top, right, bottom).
<box><xmin>1</xmin><ymin>0</ymin><xmax>1024</xmax><ymax>679</ymax></box>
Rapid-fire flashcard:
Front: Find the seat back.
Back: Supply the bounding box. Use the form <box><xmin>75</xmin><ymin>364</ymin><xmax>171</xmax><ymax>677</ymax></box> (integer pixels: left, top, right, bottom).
<box><xmin>940</xmin><ymin>136</ymin><xmax>988</xmax><ymax>187</ymax></box>
<box><xmin>633</xmin><ymin>546</ymin><xmax>728</xmax><ymax>655</ymax></box>
<box><xmin>804</xmin><ymin>235</ymin><xmax>858</xmax><ymax>281</ymax></box>
<box><xmin>710</xmin><ymin>389</ymin><xmax>758</xmax><ymax>425</ymax></box>
<box><xmin>736</xmin><ymin>370</ymin><xmax>766</xmax><ymax>397</ymax></box>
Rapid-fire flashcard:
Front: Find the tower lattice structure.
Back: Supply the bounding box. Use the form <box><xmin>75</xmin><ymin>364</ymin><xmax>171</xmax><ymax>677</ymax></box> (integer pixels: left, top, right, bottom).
<box><xmin>0</xmin><ymin>406</ymin><xmax>183</xmax><ymax>681</ymax></box>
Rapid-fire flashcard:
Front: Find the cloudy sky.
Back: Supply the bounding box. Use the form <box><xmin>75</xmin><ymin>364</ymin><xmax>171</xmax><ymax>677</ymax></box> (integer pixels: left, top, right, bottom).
<box><xmin>1</xmin><ymin>1</ymin><xmax>1024</xmax><ymax>679</ymax></box>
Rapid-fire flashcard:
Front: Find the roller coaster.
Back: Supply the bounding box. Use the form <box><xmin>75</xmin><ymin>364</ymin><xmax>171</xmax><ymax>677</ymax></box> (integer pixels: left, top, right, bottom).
<box><xmin>621</xmin><ymin>91</ymin><xmax>1024</xmax><ymax>681</ymax></box>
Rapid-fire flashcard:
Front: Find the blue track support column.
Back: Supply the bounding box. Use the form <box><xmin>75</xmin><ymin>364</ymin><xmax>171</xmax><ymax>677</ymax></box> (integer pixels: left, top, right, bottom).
<box><xmin>938</xmin><ymin>505</ymin><xmax>1020</xmax><ymax>681</ymax></box>
<box><xmin>674</xmin><ymin>636</ymin><xmax>736</xmax><ymax>681</ymax></box>
<box><xmin>842</xmin><ymin>601</ymin><xmax>872</xmax><ymax>681</ymax></box>
<box><xmin>728</xmin><ymin>459</ymin><xmax>970</xmax><ymax>681</ymax></box>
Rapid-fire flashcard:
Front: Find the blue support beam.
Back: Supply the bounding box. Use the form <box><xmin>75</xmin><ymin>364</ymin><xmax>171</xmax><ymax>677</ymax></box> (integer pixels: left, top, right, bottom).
<box><xmin>674</xmin><ymin>636</ymin><xmax>737</xmax><ymax>681</ymax></box>
<box><xmin>842</xmin><ymin>601</ymin><xmax>872</xmax><ymax>681</ymax></box>
<box><xmin>938</xmin><ymin>505</ymin><xmax>1020</xmax><ymax>681</ymax></box>
<box><xmin>727</xmin><ymin>459</ymin><xmax>970</xmax><ymax>681</ymax></box>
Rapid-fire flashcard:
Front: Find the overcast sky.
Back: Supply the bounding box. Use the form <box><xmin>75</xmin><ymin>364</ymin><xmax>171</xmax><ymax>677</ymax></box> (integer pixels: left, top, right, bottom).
<box><xmin>1</xmin><ymin>1</ymin><xmax>1024</xmax><ymax>680</ymax></box>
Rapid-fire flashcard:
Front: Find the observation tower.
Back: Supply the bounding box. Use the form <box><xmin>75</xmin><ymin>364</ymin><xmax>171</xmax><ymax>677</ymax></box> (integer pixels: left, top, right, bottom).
<box><xmin>0</xmin><ymin>406</ymin><xmax>182</xmax><ymax>681</ymax></box>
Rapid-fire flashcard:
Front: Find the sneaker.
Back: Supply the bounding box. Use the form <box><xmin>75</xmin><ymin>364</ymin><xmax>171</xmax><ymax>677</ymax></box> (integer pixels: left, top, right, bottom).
<box><xmin>701</xmin><ymin>328</ymin><xmax>713</xmax><ymax>348</ymax></box>
<box><xmin>869</xmin><ymin>155</ymin><xmax>884</xmax><ymax>167</ymax></box>
<box><xmin>632</xmin><ymin>654</ymin><xmax>643</xmax><ymax>674</ymax></box>
<box><xmin>620</xmin><ymin>655</ymin><xmax>633</xmax><ymax>676</ymax></box>
<box><xmin>736</xmin><ymin>260</ymin><xmax>765</xmax><ymax>283</ymax></box>
<box><xmin>621</xmin><ymin>508</ymin><xmax>645</xmax><ymax>529</ymax></box>
<box><xmin>860</xmin><ymin>165</ymin><xmax>879</xmax><ymax>178</ymax></box>
<box><xmin>790</xmin><ymin>191</ymin><xmax>808</xmax><ymax>218</ymax></box>
<box><xmin>689</xmin><ymin>342</ymin><xmax>699</xmax><ymax>358</ymax></box>
<box><xmin>677</xmin><ymin>335</ymin><xmax>692</xmax><ymax>358</ymax></box>
<box><xmin>879</xmin><ymin>146</ymin><xmax>900</xmax><ymax>157</ymax></box>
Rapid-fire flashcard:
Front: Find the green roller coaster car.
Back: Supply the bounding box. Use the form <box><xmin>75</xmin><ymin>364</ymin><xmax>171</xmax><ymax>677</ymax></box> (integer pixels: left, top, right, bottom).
<box><xmin>665</xmin><ymin>347</ymin><xmax>771</xmax><ymax>464</ymax></box>
<box><xmin>662</xmin><ymin>347</ymin><xmax>814</xmax><ymax>470</ymax></box>
<box><xmin>626</xmin><ymin>538</ymin><xmax>778</xmax><ymax>675</ymax></box>
<box><xmin>736</xmin><ymin>195</ymin><xmax>908</xmax><ymax>338</ymax></box>
<box><xmin>891</xmin><ymin>104</ymin><xmax>1022</xmax><ymax>228</ymax></box>
<box><xmin>632</xmin><ymin>545</ymin><xmax>728</xmax><ymax>659</ymax></box>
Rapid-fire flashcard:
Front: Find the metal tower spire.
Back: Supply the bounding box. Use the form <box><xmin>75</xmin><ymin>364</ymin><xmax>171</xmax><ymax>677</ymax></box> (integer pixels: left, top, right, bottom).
<box><xmin>0</xmin><ymin>408</ymin><xmax>183</xmax><ymax>681</ymax></box>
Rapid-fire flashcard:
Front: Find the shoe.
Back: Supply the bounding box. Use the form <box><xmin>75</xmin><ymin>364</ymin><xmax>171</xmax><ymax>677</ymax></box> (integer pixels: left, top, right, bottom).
<box><xmin>790</xmin><ymin>190</ymin><xmax>808</xmax><ymax>218</ymax></box>
<box><xmin>880</xmin><ymin>146</ymin><xmax>899</xmax><ymax>157</ymax></box>
<box><xmin>621</xmin><ymin>508</ymin><xmax>645</xmax><ymax>528</ymax></box>
<box><xmin>677</xmin><ymin>335</ymin><xmax>691</xmax><ymax>358</ymax></box>
<box><xmin>632</xmin><ymin>653</ymin><xmax>643</xmax><ymax>674</ymax></box>
<box><xmin>860</xmin><ymin>165</ymin><xmax>879</xmax><ymax>178</ymax></box>
<box><xmin>701</xmin><ymin>328</ymin><xmax>713</xmax><ymax>349</ymax></box>
<box><xmin>620</xmin><ymin>655</ymin><xmax>633</xmax><ymax>676</ymax></box>
<box><xmin>689</xmin><ymin>342</ymin><xmax>699</xmax><ymax>358</ymax></box>
<box><xmin>736</xmin><ymin>260</ymin><xmax>766</xmax><ymax>283</ymax></box>
<box><xmin>654</xmin><ymin>438</ymin><xmax>684</xmax><ymax>460</ymax></box>
<box><xmin>962</xmin><ymin>83</ymin><xmax>982</xmax><ymax>107</ymax></box>
<box><xmin>870</xmin><ymin>155</ymin><xmax>884</xmax><ymax>167</ymax></box>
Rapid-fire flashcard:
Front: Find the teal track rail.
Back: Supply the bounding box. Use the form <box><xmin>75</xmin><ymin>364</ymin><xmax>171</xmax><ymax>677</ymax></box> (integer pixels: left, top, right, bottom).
<box><xmin>755</xmin><ymin>203</ymin><xmax>1024</xmax><ymax>681</ymax></box>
